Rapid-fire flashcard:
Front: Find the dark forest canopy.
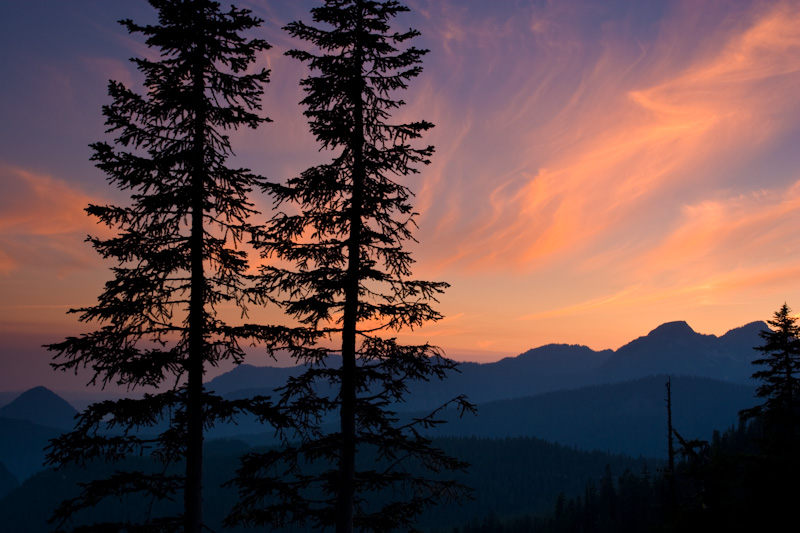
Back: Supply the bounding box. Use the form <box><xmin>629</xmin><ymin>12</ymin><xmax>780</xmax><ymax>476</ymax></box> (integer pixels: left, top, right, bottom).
<box><xmin>0</xmin><ymin>436</ymin><xmax>653</xmax><ymax>533</ymax></box>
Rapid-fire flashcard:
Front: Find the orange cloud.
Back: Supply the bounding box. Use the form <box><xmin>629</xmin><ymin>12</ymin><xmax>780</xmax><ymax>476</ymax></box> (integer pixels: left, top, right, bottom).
<box><xmin>635</xmin><ymin>180</ymin><xmax>800</xmax><ymax>288</ymax></box>
<box><xmin>514</xmin><ymin>173</ymin><xmax>800</xmax><ymax>339</ymax></box>
<box><xmin>0</xmin><ymin>162</ymin><xmax>105</xmax><ymax>274</ymax></box>
<box><xmin>379</xmin><ymin>0</ymin><xmax>800</xmax><ymax>354</ymax></box>
<box><xmin>410</xmin><ymin>0</ymin><xmax>800</xmax><ymax>276</ymax></box>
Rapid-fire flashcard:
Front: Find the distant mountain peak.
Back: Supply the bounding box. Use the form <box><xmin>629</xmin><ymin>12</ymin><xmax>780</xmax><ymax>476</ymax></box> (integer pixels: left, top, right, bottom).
<box><xmin>0</xmin><ymin>386</ymin><xmax>78</xmax><ymax>430</ymax></box>
<box><xmin>202</xmin><ymin>319</ymin><xmax>764</xmax><ymax>410</ymax></box>
<box><xmin>597</xmin><ymin>319</ymin><xmax>764</xmax><ymax>382</ymax></box>
<box><xmin>722</xmin><ymin>321</ymin><xmax>767</xmax><ymax>337</ymax></box>
<box><xmin>648</xmin><ymin>320</ymin><xmax>696</xmax><ymax>337</ymax></box>
<box><xmin>4</xmin><ymin>386</ymin><xmax>65</xmax><ymax>405</ymax></box>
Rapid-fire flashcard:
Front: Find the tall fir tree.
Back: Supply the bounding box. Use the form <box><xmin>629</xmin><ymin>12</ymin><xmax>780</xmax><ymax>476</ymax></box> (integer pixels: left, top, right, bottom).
<box><xmin>46</xmin><ymin>1</ymin><xmax>278</xmax><ymax>531</ymax></box>
<box><xmin>227</xmin><ymin>1</ymin><xmax>473</xmax><ymax>532</ymax></box>
<box><xmin>739</xmin><ymin>303</ymin><xmax>800</xmax><ymax>453</ymax></box>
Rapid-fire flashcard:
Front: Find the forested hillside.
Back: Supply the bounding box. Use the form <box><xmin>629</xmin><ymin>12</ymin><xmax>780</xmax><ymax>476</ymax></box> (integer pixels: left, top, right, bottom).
<box><xmin>0</xmin><ymin>436</ymin><xmax>654</xmax><ymax>532</ymax></box>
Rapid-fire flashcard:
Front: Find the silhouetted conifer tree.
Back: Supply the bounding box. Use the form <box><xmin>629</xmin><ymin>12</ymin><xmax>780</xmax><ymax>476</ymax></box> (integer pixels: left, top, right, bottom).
<box><xmin>46</xmin><ymin>2</ymin><xmax>278</xmax><ymax>531</ymax></box>
<box><xmin>739</xmin><ymin>303</ymin><xmax>800</xmax><ymax>453</ymax></box>
<box><xmin>226</xmin><ymin>1</ymin><xmax>473</xmax><ymax>532</ymax></box>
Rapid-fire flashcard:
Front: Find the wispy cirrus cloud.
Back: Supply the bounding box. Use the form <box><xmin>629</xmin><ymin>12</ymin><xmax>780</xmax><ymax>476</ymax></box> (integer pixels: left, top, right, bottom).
<box><xmin>382</xmin><ymin>0</ymin><xmax>800</xmax><ymax>352</ymax></box>
<box><xmin>634</xmin><ymin>179</ymin><xmax>800</xmax><ymax>291</ymax></box>
<box><xmin>409</xmin><ymin>0</ymin><xmax>800</xmax><ymax>278</ymax></box>
<box><xmin>0</xmin><ymin>163</ymin><xmax>106</xmax><ymax>275</ymax></box>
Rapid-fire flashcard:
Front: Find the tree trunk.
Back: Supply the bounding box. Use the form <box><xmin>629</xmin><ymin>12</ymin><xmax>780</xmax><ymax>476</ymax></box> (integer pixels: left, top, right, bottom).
<box><xmin>337</xmin><ymin>4</ymin><xmax>364</xmax><ymax>532</ymax></box>
<box><xmin>185</xmin><ymin>10</ymin><xmax>206</xmax><ymax>533</ymax></box>
<box><xmin>665</xmin><ymin>378</ymin><xmax>675</xmax><ymax>513</ymax></box>
<box><xmin>186</xmin><ymin>154</ymin><xmax>205</xmax><ymax>533</ymax></box>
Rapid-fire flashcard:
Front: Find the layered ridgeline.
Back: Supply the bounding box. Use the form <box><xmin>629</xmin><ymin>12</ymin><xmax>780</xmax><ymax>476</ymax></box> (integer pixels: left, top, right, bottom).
<box><xmin>0</xmin><ymin>320</ymin><xmax>766</xmax><ymax>530</ymax></box>
<box><xmin>0</xmin><ymin>387</ymin><xmax>79</xmax><ymax>483</ymax></box>
<box><xmin>1</xmin><ymin>320</ymin><xmax>762</xmax><ymax>480</ymax></box>
<box><xmin>0</xmin><ymin>386</ymin><xmax>78</xmax><ymax>430</ymax></box>
<box><xmin>206</xmin><ymin>320</ymin><xmax>764</xmax><ymax>408</ymax></box>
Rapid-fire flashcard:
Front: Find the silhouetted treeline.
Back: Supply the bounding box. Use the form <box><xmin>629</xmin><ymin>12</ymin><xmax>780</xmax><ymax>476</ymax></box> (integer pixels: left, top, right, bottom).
<box><xmin>452</xmin><ymin>419</ymin><xmax>797</xmax><ymax>533</ymax></box>
<box><xmin>453</xmin><ymin>305</ymin><xmax>800</xmax><ymax>533</ymax></box>
<box><xmin>452</xmin><ymin>464</ymin><xmax>662</xmax><ymax>533</ymax></box>
<box><xmin>658</xmin><ymin>304</ymin><xmax>800</xmax><ymax>531</ymax></box>
<box><xmin>661</xmin><ymin>419</ymin><xmax>800</xmax><ymax>532</ymax></box>
<box><xmin>6</xmin><ymin>418</ymin><xmax>798</xmax><ymax>532</ymax></box>
<box><xmin>0</xmin><ymin>436</ymin><xmax>654</xmax><ymax>532</ymax></box>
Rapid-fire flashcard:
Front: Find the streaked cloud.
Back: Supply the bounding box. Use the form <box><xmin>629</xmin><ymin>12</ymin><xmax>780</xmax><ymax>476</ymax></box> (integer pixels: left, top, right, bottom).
<box><xmin>412</xmin><ymin>0</ymin><xmax>800</xmax><ymax>275</ymax></box>
<box><xmin>0</xmin><ymin>163</ymin><xmax>105</xmax><ymax>274</ymax></box>
<box><xmin>635</xmin><ymin>180</ymin><xmax>800</xmax><ymax>290</ymax></box>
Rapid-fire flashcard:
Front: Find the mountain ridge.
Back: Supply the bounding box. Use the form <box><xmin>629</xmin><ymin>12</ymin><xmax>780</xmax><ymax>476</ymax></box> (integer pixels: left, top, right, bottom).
<box><xmin>0</xmin><ymin>319</ymin><xmax>769</xmax><ymax>481</ymax></box>
<box><xmin>204</xmin><ymin>320</ymin><xmax>768</xmax><ymax>408</ymax></box>
<box><xmin>421</xmin><ymin>374</ymin><xmax>755</xmax><ymax>457</ymax></box>
<box><xmin>0</xmin><ymin>385</ymin><xmax>78</xmax><ymax>430</ymax></box>
<box><xmin>0</xmin><ymin>320</ymin><xmax>769</xmax><ymax>407</ymax></box>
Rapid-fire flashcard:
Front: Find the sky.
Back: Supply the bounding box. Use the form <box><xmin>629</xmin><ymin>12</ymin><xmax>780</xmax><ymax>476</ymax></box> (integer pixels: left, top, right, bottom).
<box><xmin>2</xmin><ymin>0</ymin><xmax>800</xmax><ymax>393</ymax></box>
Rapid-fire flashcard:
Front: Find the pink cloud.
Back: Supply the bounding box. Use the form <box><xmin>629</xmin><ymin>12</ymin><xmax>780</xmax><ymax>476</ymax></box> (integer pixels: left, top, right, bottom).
<box><xmin>375</xmin><ymin>0</ymin><xmax>800</xmax><ymax>354</ymax></box>
<box><xmin>0</xmin><ymin>163</ymin><xmax>107</xmax><ymax>274</ymax></box>
<box><xmin>407</xmin><ymin>0</ymin><xmax>800</xmax><ymax>277</ymax></box>
<box><xmin>635</xmin><ymin>180</ymin><xmax>800</xmax><ymax>287</ymax></box>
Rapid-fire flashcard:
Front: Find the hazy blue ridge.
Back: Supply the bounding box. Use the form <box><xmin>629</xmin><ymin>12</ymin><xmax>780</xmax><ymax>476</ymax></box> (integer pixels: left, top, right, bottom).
<box><xmin>205</xmin><ymin>321</ymin><xmax>767</xmax><ymax>412</ymax></box>
<box><xmin>0</xmin><ymin>417</ymin><xmax>62</xmax><ymax>481</ymax></box>
<box><xmin>416</xmin><ymin>374</ymin><xmax>756</xmax><ymax>457</ymax></box>
<box><xmin>0</xmin><ymin>320</ymin><xmax>767</xmax><ymax>483</ymax></box>
<box><xmin>0</xmin><ymin>386</ymin><xmax>78</xmax><ymax>430</ymax></box>
<box><xmin>0</xmin><ymin>319</ymin><xmax>771</xmax><ymax>530</ymax></box>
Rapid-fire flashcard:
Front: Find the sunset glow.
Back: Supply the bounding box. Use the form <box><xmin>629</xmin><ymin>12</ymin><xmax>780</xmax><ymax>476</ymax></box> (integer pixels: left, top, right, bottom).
<box><xmin>2</xmin><ymin>0</ymin><xmax>800</xmax><ymax>391</ymax></box>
